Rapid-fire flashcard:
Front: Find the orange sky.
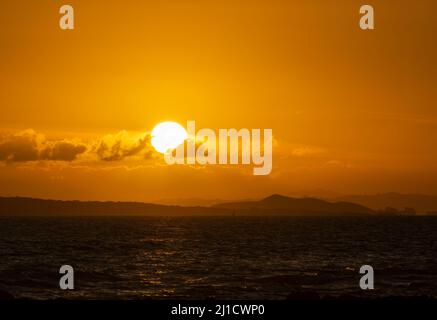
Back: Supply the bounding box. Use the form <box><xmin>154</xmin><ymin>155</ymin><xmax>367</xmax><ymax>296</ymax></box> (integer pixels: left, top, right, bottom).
<box><xmin>1</xmin><ymin>0</ymin><xmax>436</xmax><ymax>201</ymax></box>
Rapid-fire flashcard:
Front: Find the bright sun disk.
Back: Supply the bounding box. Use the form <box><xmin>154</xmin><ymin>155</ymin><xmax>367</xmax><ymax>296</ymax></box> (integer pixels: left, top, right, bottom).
<box><xmin>151</xmin><ymin>121</ymin><xmax>188</xmax><ymax>154</ymax></box>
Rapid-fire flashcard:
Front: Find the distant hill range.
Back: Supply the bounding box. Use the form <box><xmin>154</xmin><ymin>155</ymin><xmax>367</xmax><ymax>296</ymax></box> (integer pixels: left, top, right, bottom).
<box><xmin>213</xmin><ymin>194</ymin><xmax>373</xmax><ymax>216</ymax></box>
<box><xmin>333</xmin><ymin>193</ymin><xmax>437</xmax><ymax>214</ymax></box>
<box><xmin>0</xmin><ymin>197</ymin><xmax>228</xmax><ymax>217</ymax></box>
<box><xmin>0</xmin><ymin>194</ymin><xmax>377</xmax><ymax>217</ymax></box>
<box><xmin>154</xmin><ymin>197</ymin><xmax>232</xmax><ymax>207</ymax></box>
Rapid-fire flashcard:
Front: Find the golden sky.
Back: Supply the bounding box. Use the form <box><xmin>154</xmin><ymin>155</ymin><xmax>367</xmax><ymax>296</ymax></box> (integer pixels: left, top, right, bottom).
<box><xmin>0</xmin><ymin>0</ymin><xmax>436</xmax><ymax>201</ymax></box>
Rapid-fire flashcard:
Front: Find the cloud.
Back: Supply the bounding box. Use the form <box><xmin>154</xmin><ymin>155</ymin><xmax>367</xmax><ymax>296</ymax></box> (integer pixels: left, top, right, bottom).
<box><xmin>93</xmin><ymin>131</ymin><xmax>153</xmax><ymax>161</ymax></box>
<box><xmin>325</xmin><ymin>160</ymin><xmax>352</xmax><ymax>168</ymax></box>
<box><xmin>291</xmin><ymin>146</ymin><xmax>324</xmax><ymax>157</ymax></box>
<box><xmin>0</xmin><ymin>129</ymin><xmax>155</xmax><ymax>164</ymax></box>
<box><xmin>0</xmin><ymin>130</ymin><xmax>87</xmax><ymax>162</ymax></box>
<box><xmin>41</xmin><ymin>141</ymin><xmax>87</xmax><ymax>161</ymax></box>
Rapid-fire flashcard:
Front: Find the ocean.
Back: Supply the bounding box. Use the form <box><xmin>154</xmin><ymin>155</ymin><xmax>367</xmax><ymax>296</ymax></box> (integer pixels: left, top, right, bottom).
<box><xmin>0</xmin><ymin>216</ymin><xmax>436</xmax><ymax>299</ymax></box>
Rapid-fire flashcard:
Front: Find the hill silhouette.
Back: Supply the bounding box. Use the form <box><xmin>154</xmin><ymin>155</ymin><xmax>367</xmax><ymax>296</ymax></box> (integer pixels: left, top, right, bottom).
<box><xmin>334</xmin><ymin>193</ymin><xmax>437</xmax><ymax>214</ymax></box>
<box><xmin>0</xmin><ymin>194</ymin><xmax>375</xmax><ymax>217</ymax></box>
<box><xmin>0</xmin><ymin>197</ymin><xmax>229</xmax><ymax>216</ymax></box>
<box><xmin>214</xmin><ymin>194</ymin><xmax>373</xmax><ymax>216</ymax></box>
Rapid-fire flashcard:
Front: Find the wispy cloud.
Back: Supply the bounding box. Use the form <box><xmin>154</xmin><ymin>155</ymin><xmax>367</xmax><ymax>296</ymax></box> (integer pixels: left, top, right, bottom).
<box><xmin>0</xmin><ymin>129</ymin><xmax>155</xmax><ymax>164</ymax></box>
<box><xmin>0</xmin><ymin>130</ymin><xmax>86</xmax><ymax>162</ymax></box>
<box><xmin>291</xmin><ymin>146</ymin><xmax>324</xmax><ymax>157</ymax></box>
<box><xmin>92</xmin><ymin>131</ymin><xmax>153</xmax><ymax>162</ymax></box>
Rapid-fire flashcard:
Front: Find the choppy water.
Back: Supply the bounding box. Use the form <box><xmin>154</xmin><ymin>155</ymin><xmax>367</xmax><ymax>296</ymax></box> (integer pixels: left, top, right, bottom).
<box><xmin>0</xmin><ymin>216</ymin><xmax>436</xmax><ymax>299</ymax></box>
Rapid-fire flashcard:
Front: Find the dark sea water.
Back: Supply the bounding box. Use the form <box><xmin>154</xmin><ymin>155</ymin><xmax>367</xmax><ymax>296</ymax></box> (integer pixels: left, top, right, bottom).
<box><xmin>0</xmin><ymin>216</ymin><xmax>436</xmax><ymax>299</ymax></box>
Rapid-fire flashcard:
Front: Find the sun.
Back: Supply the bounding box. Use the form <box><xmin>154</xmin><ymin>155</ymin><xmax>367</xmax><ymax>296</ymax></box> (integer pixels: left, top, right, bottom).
<box><xmin>151</xmin><ymin>121</ymin><xmax>188</xmax><ymax>154</ymax></box>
